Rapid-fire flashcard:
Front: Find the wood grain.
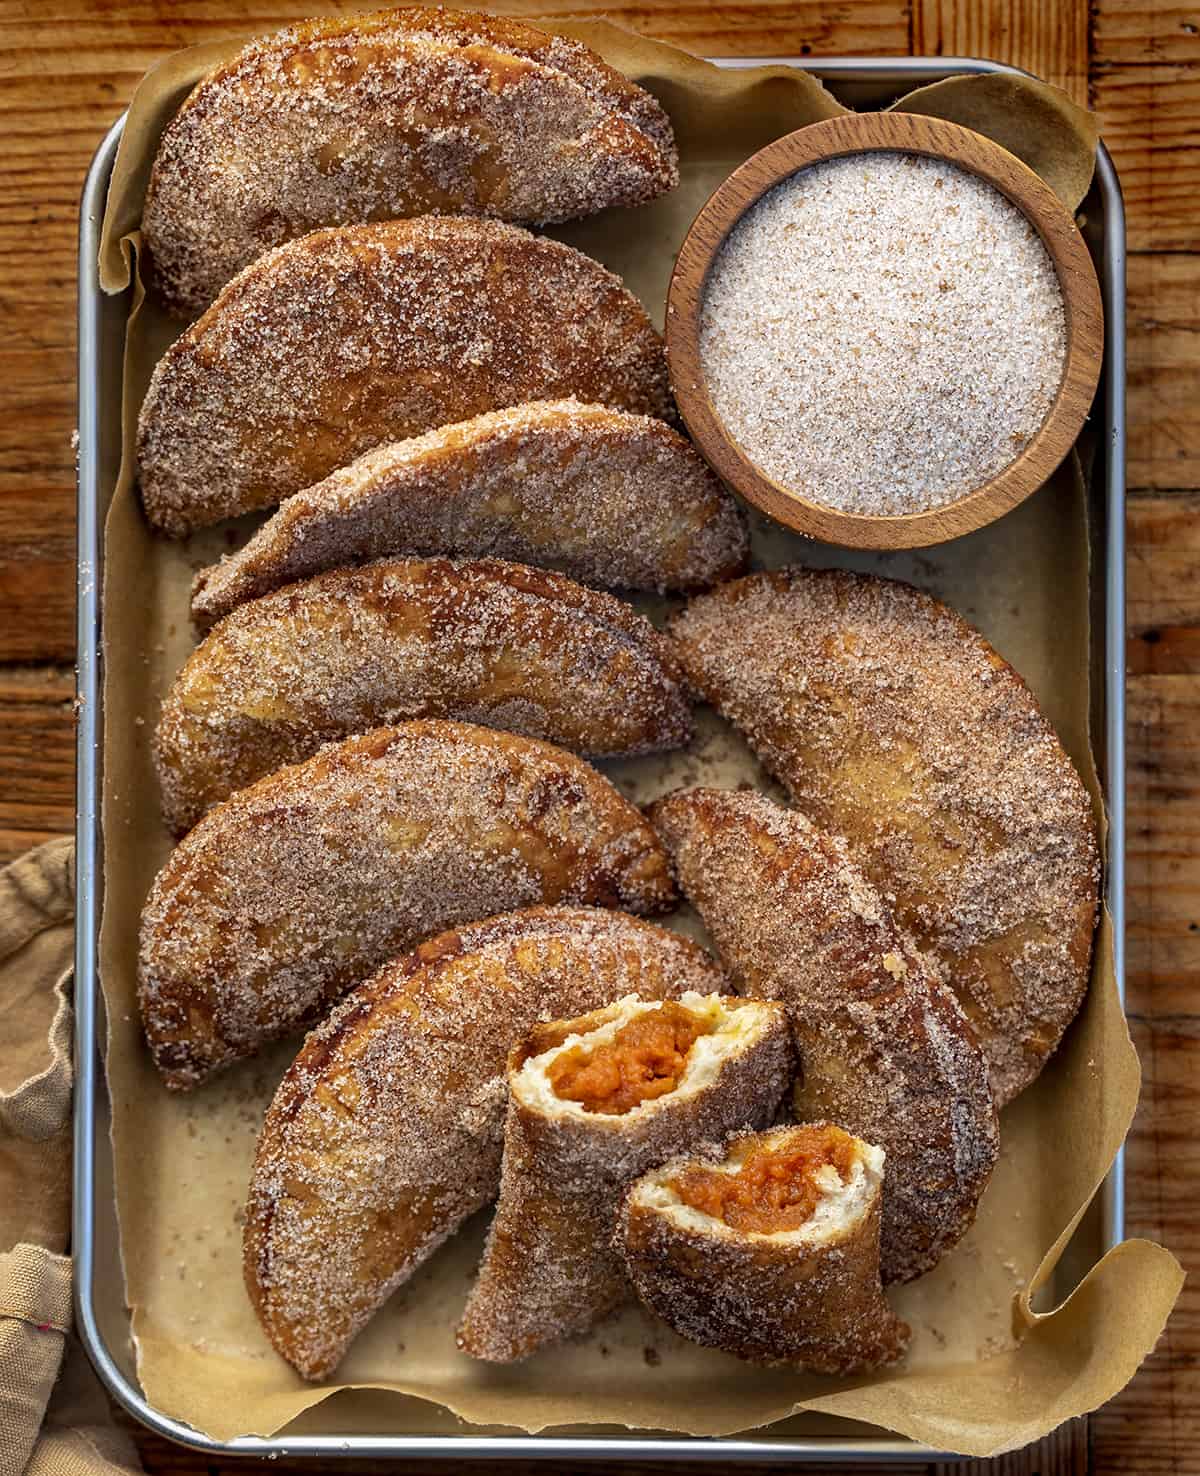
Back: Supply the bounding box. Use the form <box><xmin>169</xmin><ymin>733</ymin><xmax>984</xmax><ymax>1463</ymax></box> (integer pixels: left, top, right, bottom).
<box><xmin>1127</xmin><ymin>672</ymin><xmax>1200</xmax><ymax>1019</ymax></box>
<box><xmin>1092</xmin><ymin>63</ymin><xmax>1200</xmax><ymax>252</ymax></box>
<box><xmin>666</xmin><ymin>109</ymin><xmax>1102</xmax><ymax>549</ymax></box>
<box><xmin>912</xmin><ymin>0</ymin><xmax>1089</xmax><ymax>104</ymax></box>
<box><xmin>1128</xmin><ymin>253</ymin><xmax>1200</xmax><ymax>492</ymax></box>
<box><xmin>1093</xmin><ymin>0</ymin><xmax>1200</xmax><ymax>66</ymax></box>
<box><xmin>0</xmin><ymin>0</ymin><xmax>912</xmax><ymax>59</ymax></box>
<box><xmin>0</xmin><ymin>667</ymin><xmax>75</xmax><ymax>866</ymax></box>
<box><xmin>1128</xmin><ymin>494</ymin><xmax>1200</xmax><ymax>672</ymax></box>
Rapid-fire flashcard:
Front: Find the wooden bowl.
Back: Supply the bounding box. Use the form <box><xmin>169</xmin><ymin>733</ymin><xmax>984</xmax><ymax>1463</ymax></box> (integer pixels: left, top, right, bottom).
<box><xmin>665</xmin><ymin>112</ymin><xmax>1104</xmax><ymax>550</ymax></box>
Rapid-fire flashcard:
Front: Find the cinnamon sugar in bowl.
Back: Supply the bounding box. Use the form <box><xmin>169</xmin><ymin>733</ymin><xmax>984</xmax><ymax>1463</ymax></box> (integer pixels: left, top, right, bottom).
<box><xmin>666</xmin><ymin>113</ymin><xmax>1103</xmax><ymax>550</ymax></box>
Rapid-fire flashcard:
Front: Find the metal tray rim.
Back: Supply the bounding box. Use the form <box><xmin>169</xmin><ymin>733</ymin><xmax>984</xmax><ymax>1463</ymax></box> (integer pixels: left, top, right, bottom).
<box><xmin>73</xmin><ymin>52</ymin><xmax>1126</xmax><ymax>1461</ymax></box>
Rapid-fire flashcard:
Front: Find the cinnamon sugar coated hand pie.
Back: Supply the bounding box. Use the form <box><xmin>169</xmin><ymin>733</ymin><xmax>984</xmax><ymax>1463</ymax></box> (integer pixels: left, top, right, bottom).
<box><xmin>245</xmin><ymin>907</ymin><xmax>722</xmax><ymax>1381</ymax></box>
<box><xmin>189</xmin><ymin>401</ymin><xmax>748</xmax><ymax>627</ymax></box>
<box><xmin>619</xmin><ymin>1123</ymin><xmax>910</xmax><ymax>1373</ymax></box>
<box><xmin>142</xmin><ymin>7</ymin><xmax>679</xmax><ymax>315</ymax></box>
<box><xmin>156</xmin><ymin>557</ymin><xmax>692</xmax><ymax>834</ymax></box>
<box><xmin>649</xmin><ymin>786</ymin><xmax>999</xmax><ymax>1284</ymax></box>
<box><xmin>138</xmin><ymin>721</ymin><xmax>675</xmax><ymax>1089</ymax></box>
<box><xmin>456</xmin><ymin>992</ymin><xmax>793</xmax><ymax>1363</ymax></box>
<box><xmin>670</xmin><ymin>568</ymin><xmax>1100</xmax><ymax>1104</ymax></box>
<box><xmin>136</xmin><ymin>219</ymin><xmax>671</xmax><ymax>535</ymax></box>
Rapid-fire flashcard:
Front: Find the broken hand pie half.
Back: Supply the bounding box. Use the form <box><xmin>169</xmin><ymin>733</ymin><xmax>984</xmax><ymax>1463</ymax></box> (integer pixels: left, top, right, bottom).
<box><xmin>619</xmin><ymin>1123</ymin><xmax>910</xmax><ymax>1373</ymax></box>
<box><xmin>650</xmin><ymin>786</ymin><xmax>999</xmax><ymax>1284</ymax></box>
<box><xmin>139</xmin><ymin>720</ymin><xmax>675</xmax><ymax>1089</ymax></box>
<box><xmin>142</xmin><ymin>7</ymin><xmax>679</xmax><ymax>315</ymax></box>
<box><xmin>245</xmin><ymin>907</ymin><xmax>721</xmax><ymax>1381</ymax></box>
<box><xmin>190</xmin><ymin>401</ymin><xmax>747</xmax><ymax>627</ymax></box>
<box><xmin>157</xmin><ymin>557</ymin><xmax>692</xmax><ymax>834</ymax></box>
<box><xmin>671</xmin><ymin>568</ymin><xmax>1099</xmax><ymax>1106</ymax></box>
<box><xmin>137</xmin><ymin>219</ymin><xmax>670</xmax><ymax>536</ymax></box>
<box><xmin>456</xmin><ymin>991</ymin><xmax>792</xmax><ymax>1363</ymax></box>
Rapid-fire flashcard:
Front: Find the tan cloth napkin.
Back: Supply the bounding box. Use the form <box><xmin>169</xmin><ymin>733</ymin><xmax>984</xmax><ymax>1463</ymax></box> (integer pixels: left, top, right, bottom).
<box><xmin>0</xmin><ymin>841</ymin><xmax>142</xmax><ymax>1476</ymax></box>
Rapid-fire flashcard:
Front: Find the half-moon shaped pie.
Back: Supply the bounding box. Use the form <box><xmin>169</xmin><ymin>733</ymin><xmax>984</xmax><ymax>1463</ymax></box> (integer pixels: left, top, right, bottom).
<box><xmin>142</xmin><ymin>8</ymin><xmax>678</xmax><ymax>315</ymax></box>
<box><xmin>137</xmin><ymin>219</ymin><xmax>671</xmax><ymax>536</ymax></box>
<box><xmin>671</xmin><ymin>569</ymin><xmax>1099</xmax><ymax>1105</ymax></box>
<box><xmin>139</xmin><ymin>720</ymin><xmax>675</xmax><ymax>1089</ymax></box>
<box><xmin>190</xmin><ymin>401</ymin><xmax>747</xmax><ymax>626</ymax></box>
<box><xmin>158</xmin><ymin>557</ymin><xmax>692</xmax><ymax>834</ymax></box>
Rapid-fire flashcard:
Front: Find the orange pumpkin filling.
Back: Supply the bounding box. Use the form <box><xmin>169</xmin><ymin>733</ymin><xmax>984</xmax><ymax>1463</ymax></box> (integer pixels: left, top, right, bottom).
<box><xmin>670</xmin><ymin>1125</ymin><xmax>858</xmax><ymax>1233</ymax></box>
<box><xmin>547</xmin><ymin>1002</ymin><xmax>715</xmax><ymax>1115</ymax></box>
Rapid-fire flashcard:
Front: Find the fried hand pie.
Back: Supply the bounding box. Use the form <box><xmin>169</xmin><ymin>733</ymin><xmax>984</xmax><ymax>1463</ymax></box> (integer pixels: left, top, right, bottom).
<box><xmin>137</xmin><ymin>220</ymin><xmax>670</xmax><ymax>536</ymax></box>
<box><xmin>190</xmin><ymin>401</ymin><xmax>747</xmax><ymax>628</ymax></box>
<box><xmin>158</xmin><ymin>557</ymin><xmax>692</xmax><ymax>834</ymax></box>
<box><xmin>620</xmin><ymin>1123</ymin><xmax>910</xmax><ymax>1373</ymax></box>
<box><xmin>245</xmin><ymin>907</ymin><xmax>721</xmax><ymax>1380</ymax></box>
<box><xmin>139</xmin><ymin>721</ymin><xmax>674</xmax><ymax>1089</ymax></box>
<box><xmin>456</xmin><ymin>991</ymin><xmax>792</xmax><ymax>1363</ymax></box>
<box><xmin>671</xmin><ymin>568</ymin><xmax>1099</xmax><ymax>1105</ymax></box>
<box><xmin>649</xmin><ymin>787</ymin><xmax>998</xmax><ymax>1283</ymax></box>
<box><xmin>142</xmin><ymin>8</ymin><xmax>679</xmax><ymax>315</ymax></box>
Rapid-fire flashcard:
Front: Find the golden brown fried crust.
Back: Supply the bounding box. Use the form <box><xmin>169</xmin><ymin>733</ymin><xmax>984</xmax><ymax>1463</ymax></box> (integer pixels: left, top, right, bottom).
<box><xmin>670</xmin><ymin>568</ymin><xmax>1100</xmax><ymax>1106</ymax></box>
<box><xmin>619</xmin><ymin>1125</ymin><xmax>910</xmax><ymax>1373</ymax></box>
<box><xmin>157</xmin><ymin>557</ymin><xmax>693</xmax><ymax>834</ymax></box>
<box><xmin>648</xmin><ymin>787</ymin><xmax>998</xmax><ymax>1284</ymax></box>
<box><xmin>138</xmin><ymin>721</ymin><xmax>675</xmax><ymax>1090</ymax></box>
<box><xmin>245</xmin><ymin>907</ymin><xmax>722</xmax><ymax>1381</ymax></box>
<box><xmin>136</xmin><ymin>220</ymin><xmax>672</xmax><ymax>536</ymax></box>
<box><xmin>143</xmin><ymin>8</ymin><xmax>679</xmax><ymax>315</ymax></box>
<box><xmin>456</xmin><ymin>995</ymin><xmax>793</xmax><ymax>1363</ymax></box>
<box><xmin>190</xmin><ymin>401</ymin><xmax>747</xmax><ymax>626</ymax></box>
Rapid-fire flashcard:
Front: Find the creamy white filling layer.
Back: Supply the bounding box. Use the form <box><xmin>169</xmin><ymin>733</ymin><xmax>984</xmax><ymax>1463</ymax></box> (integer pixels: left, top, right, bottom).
<box><xmin>634</xmin><ymin>1134</ymin><xmax>883</xmax><ymax>1246</ymax></box>
<box><xmin>514</xmin><ymin>990</ymin><xmax>770</xmax><ymax>1120</ymax></box>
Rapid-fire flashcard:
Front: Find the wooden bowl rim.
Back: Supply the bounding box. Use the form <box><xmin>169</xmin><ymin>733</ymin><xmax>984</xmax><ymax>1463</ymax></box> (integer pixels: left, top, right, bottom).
<box><xmin>665</xmin><ymin>111</ymin><xmax>1104</xmax><ymax>550</ymax></box>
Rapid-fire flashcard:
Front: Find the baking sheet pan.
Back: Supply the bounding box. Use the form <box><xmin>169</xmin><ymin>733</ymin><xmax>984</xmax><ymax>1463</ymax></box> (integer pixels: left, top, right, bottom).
<box><xmin>73</xmin><ymin>55</ymin><xmax>1127</xmax><ymax>1460</ymax></box>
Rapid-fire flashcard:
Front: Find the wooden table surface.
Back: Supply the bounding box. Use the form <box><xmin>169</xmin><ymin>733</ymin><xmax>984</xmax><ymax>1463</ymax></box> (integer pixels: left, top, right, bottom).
<box><xmin>0</xmin><ymin>0</ymin><xmax>1193</xmax><ymax>1471</ymax></box>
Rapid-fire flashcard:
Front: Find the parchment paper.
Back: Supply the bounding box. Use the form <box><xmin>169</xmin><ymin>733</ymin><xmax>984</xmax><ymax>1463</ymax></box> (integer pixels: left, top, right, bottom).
<box><xmin>96</xmin><ymin>19</ymin><xmax>1182</xmax><ymax>1458</ymax></box>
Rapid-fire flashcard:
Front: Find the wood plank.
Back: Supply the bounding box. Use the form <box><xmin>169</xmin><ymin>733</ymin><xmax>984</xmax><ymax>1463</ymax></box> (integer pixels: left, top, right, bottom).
<box><xmin>1090</xmin><ymin>1014</ymin><xmax>1200</xmax><ymax>1475</ymax></box>
<box><xmin>1127</xmin><ymin>253</ymin><xmax>1200</xmax><ymax>494</ymax></box>
<box><xmin>1093</xmin><ymin>0</ymin><xmax>1200</xmax><ymax>66</ymax></box>
<box><xmin>0</xmin><ymin>493</ymin><xmax>76</xmax><ymax>666</ymax></box>
<box><xmin>1127</xmin><ymin>674</ymin><xmax>1200</xmax><ymax>1018</ymax></box>
<box><xmin>1095</xmin><ymin>665</ymin><xmax>1197</xmax><ymax>1472</ymax></box>
<box><xmin>1092</xmin><ymin>62</ymin><xmax>1200</xmax><ymax>251</ymax></box>
<box><xmin>0</xmin><ymin>666</ymin><xmax>74</xmax><ymax>866</ymax></box>
<box><xmin>911</xmin><ymin>0</ymin><xmax>1089</xmax><ymax>104</ymax></box>
<box><xmin>1128</xmin><ymin>494</ymin><xmax>1200</xmax><ymax>673</ymax></box>
<box><xmin>0</xmin><ymin>1</ymin><xmax>910</xmax><ymax>70</ymax></box>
